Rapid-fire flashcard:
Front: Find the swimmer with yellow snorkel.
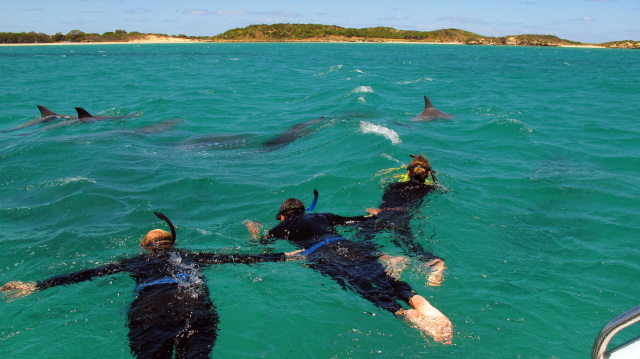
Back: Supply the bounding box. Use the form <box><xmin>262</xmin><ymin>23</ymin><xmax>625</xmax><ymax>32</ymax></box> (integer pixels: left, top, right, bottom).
<box><xmin>245</xmin><ymin>196</ymin><xmax>453</xmax><ymax>344</ymax></box>
<box><xmin>1</xmin><ymin>212</ymin><xmax>301</xmax><ymax>358</ymax></box>
<box><xmin>356</xmin><ymin>154</ymin><xmax>446</xmax><ymax>286</ymax></box>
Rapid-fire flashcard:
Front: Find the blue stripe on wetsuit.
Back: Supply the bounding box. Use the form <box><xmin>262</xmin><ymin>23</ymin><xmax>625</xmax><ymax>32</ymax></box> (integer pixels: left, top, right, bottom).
<box><xmin>134</xmin><ymin>272</ymin><xmax>190</xmax><ymax>293</ymax></box>
<box><xmin>303</xmin><ymin>236</ymin><xmax>344</xmax><ymax>255</ymax></box>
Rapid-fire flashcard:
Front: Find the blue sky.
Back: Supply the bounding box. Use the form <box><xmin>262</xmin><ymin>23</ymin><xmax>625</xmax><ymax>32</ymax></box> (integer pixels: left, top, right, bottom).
<box><xmin>2</xmin><ymin>0</ymin><xmax>639</xmax><ymax>43</ymax></box>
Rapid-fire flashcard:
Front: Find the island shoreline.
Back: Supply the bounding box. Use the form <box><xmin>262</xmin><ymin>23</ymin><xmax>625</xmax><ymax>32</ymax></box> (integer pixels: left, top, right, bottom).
<box><xmin>0</xmin><ymin>37</ymin><xmax>607</xmax><ymax>49</ymax></box>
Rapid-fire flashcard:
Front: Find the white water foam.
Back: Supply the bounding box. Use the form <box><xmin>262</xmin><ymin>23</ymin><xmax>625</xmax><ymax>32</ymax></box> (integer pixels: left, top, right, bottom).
<box><xmin>359</xmin><ymin>121</ymin><xmax>401</xmax><ymax>144</ymax></box>
<box><xmin>352</xmin><ymin>85</ymin><xmax>374</xmax><ymax>94</ymax></box>
<box><xmin>397</xmin><ymin>77</ymin><xmax>433</xmax><ymax>84</ymax></box>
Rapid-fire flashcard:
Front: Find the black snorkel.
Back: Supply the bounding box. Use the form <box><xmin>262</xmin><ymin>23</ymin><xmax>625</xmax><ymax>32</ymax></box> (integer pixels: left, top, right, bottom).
<box><xmin>430</xmin><ymin>170</ymin><xmax>439</xmax><ymax>185</ymax></box>
<box><xmin>154</xmin><ymin>211</ymin><xmax>176</xmax><ymax>242</ymax></box>
<box><xmin>306</xmin><ymin>189</ymin><xmax>319</xmax><ymax>211</ymax></box>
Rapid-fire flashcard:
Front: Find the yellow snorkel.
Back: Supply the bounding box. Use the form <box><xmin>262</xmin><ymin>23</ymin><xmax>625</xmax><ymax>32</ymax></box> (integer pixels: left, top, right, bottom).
<box><xmin>375</xmin><ymin>165</ymin><xmax>433</xmax><ymax>184</ymax></box>
<box><xmin>375</xmin><ymin>154</ymin><xmax>437</xmax><ymax>185</ymax></box>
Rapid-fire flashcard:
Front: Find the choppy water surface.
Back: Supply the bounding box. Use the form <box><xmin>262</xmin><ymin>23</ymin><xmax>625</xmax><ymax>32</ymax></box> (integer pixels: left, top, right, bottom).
<box><xmin>1</xmin><ymin>43</ymin><xmax>639</xmax><ymax>358</ymax></box>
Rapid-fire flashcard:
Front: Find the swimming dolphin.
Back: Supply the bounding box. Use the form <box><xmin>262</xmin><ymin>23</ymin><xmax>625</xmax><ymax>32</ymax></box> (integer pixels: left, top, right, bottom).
<box><xmin>262</xmin><ymin>116</ymin><xmax>327</xmax><ymax>151</ymax></box>
<box><xmin>76</xmin><ymin>107</ymin><xmax>133</xmax><ymax>122</ymax></box>
<box><xmin>411</xmin><ymin>95</ymin><xmax>452</xmax><ymax>121</ymax></box>
<box><xmin>0</xmin><ymin>105</ymin><xmax>75</xmax><ymax>133</ymax></box>
<box><xmin>19</xmin><ymin>107</ymin><xmax>139</xmax><ymax>135</ymax></box>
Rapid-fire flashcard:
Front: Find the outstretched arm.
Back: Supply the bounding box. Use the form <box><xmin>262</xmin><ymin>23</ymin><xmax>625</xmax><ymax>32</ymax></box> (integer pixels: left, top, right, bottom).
<box><xmin>35</xmin><ymin>262</ymin><xmax>128</xmax><ymax>291</ymax></box>
<box><xmin>191</xmin><ymin>250</ymin><xmax>303</xmax><ymax>265</ymax></box>
<box><xmin>2</xmin><ymin>261</ymin><xmax>128</xmax><ymax>302</ymax></box>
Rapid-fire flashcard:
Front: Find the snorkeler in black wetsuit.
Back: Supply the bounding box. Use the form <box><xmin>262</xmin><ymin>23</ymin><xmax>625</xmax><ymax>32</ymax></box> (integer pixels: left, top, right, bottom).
<box><xmin>357</xmin><ymin>154</ymin><xmax>445</xmax><ymax>284</ymax></box>
<box><xmin>1</xmin><ymin>212</ymin><xmax>297</xmax><ymax>359</ymax></box>
<box><xmin>245</xmin><ymin>198</ymin><xmax>453</xmax><ymax>344</ymax></box>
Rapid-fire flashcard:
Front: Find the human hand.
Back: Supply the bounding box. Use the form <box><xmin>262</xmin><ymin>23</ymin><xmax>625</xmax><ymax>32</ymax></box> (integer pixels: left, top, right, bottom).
<box><xmin>379</xmin><ymin>254</ymin><xmax>409</xmax><ymax>279</ymax></box>
<box><xmin>243</xmin><ymin>220</ymin><xmax>262</xmax><ymax>239</ymax></box>
<box><xmin>423</xmin><ymin>259</ymin><xmax>446</xmax><ymax>287</ymax></box>
<box><xmin>284</xmin><ymin>249</ymin><xmax>306</xmax><ymax>261</ymax></box>
<box><xmin>366</xmin><ymin>208</ymin><xmax>381</xmax><ymax>216</ymax></box>
<box><xmin>1</xmin><ymin>281</ymin><xmax>37</xmax><ymax>302</ymax></box>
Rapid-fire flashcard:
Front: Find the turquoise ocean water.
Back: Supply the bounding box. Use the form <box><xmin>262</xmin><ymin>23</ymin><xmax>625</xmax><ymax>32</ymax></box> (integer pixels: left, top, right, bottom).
<box><xmin>0</xmin><ymin>43</ymin><xmax>638</xmax><ymax>358</ymax></box>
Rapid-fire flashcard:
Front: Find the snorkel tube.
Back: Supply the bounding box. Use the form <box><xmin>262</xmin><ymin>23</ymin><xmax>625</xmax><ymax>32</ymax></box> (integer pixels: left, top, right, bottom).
<box><xmin>154</xmin><ymin>211</ymin><xmax>176</xmax><ymax>242</ymax></box>
<box><xmin>430</xmin><ymin>171</ymin><xmax>439</xmax><ymax>185</ymax></box>
<box><xmin>306</xmin><ymin>189</ymin><xmax>319</xmax><ymax>211</ymax></box>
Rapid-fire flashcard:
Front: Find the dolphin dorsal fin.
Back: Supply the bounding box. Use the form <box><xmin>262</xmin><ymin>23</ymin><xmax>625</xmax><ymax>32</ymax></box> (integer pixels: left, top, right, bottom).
<box><xmin>75</xmin><ymin>107</ymin><xmax>93</xmax><ymax>119</ymax></box>
<box><xmin>38</xmin><ymin>105</ymin><xmax>57</xmax><ymax>117</ymax></box>
<box><xmin>423</xmin><ymin>95</ymin><xmax>435</xmax><ymax>109</ymax></box>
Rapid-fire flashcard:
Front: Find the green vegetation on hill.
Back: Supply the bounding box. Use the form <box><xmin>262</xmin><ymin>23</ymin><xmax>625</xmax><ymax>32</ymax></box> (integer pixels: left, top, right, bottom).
<box><xmin>0</xmin><ymin>32</ymin><xmax>53</xmax><ymax>44</ymax></box>
<box><xmin>213</xmin><ymin>24</ymin><xmax>640</xmax><ymax>48</ymax></box>
<box><xmin>0</xmin><ymin>29</ymin><xmax>202</xmax><ymax>44</ymax></box>
<box><xmin>212</xmin><ymin>24</ymin><xmax>486</xmax><ymax>43</ymax></box>
<box><xmin>601</xmin><ymin>40</ymin><xmax>640</xmax><ymax>49</ymax></box>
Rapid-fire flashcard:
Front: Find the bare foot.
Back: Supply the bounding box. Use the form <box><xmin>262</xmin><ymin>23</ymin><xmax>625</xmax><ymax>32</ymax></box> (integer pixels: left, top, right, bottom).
<box><xmin>379</xmin><ymin>254</ymin><xmax>409</xmax><ymax>279</ymax></box>
<box><xmin>403</xmin><ymin>295</ymin><xmax>453</xmax><ymax>344</ymax></box>
<box><xmin>421</xmin><ymin>259</ymin><xmax>446</xmax><ymax>287</ymax></box>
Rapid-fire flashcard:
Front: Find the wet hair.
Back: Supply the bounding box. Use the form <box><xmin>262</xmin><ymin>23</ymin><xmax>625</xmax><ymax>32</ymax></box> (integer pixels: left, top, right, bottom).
<box><xmin>140</xmin><ymin>229</ymin><xmax>174</xmax><ymax>249</ymax></box>
<box><xmin>407</xmin><ymin>154</ymin><xmax>432</xmax><ymax>183</ymax></box>
<box><xmin>276</xmin><ymin>198</ymin><xmax>305</xmax><ymax>219</ymax></box>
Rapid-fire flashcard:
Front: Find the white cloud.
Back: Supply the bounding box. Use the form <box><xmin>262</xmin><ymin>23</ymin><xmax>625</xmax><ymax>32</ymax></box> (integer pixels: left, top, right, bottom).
<box><xmin>183</xmin><ymin>9</ymin><xmax>211</xmax><ymax>15</ymax></box>
<box><xmin>436</xmin><ymin>17</ymin><xmax>490</xmax><ymax>25</ymax></box>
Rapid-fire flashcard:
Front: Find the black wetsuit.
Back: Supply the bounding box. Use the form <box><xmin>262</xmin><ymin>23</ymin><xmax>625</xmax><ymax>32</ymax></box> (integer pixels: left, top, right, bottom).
<box><xmin>35</xmin><ymin>250</ymin><xmax>287</xmax><ymax>359</ymax></box>
<box><xmin>266</xmin><ymin>212</ymin><xmax>415</xmax><ymax>313</ymax></box>
<box><xmin>357</xmin><ymin>179</ymin><xmax>442</xmax><ymax>262</ymax></box>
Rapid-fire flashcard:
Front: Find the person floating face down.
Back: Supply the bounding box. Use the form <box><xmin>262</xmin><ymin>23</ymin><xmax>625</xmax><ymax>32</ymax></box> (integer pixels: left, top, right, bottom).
<box><xmin>1</xmin><ymin>212</ymin><xmax>300</xmax><ymax>359</ymax></box>
<box><xmin>358</xmin><ymin>154</ymin><xmax>446</xmax><ymax>286</ymax></box>
<box><xmin>245</xmin><ymin>198</ymin><xmax>453</xmax><ymax>344</ymax></box>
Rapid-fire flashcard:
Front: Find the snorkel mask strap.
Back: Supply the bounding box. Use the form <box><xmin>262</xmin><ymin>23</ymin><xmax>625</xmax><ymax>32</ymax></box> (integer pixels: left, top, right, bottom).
<box><xmin>306</xmin><ymin>189</ymin><xmax>319</xmax><ymax>212</ymax></box>
<box><xmin>154</xmin><ymin>211</ymin><xmax>176</xmax><ymax>241</ymax></box>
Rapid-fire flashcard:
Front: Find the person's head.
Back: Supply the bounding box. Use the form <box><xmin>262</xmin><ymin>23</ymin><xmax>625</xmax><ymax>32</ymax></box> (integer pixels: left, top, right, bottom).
<box><xmin>140</xmin><ymin>229</ymin><xmax>175</xmax><ymax>250</ymax></box>
<box><xmin>141</xmin><ymin>212</ymin><xmax>177</xmax><ymax>250</ymax></box>
<box><xmin>276</xmin><ymin>198</ymin><xmax>305</xmax><ymax>220</ymax></box>
<box><xmin>407</xmin><ymin>154</ymin><xmax>432</xmax><ymax>183</ymax></box>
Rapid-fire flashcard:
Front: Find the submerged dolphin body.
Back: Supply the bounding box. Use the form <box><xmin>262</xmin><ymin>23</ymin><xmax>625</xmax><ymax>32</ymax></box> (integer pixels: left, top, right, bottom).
<box><xmin>411</xmin><ymin>95</ymin><xmax>452</xmax><ymax>121</ymax></box>
<box><xmin>262</xmin><ymin>116</ymin><xmax>327</xmax><ymax>151</ymax></box>
<box><xmin>0</xmin><ymin>105</ymin><xmax>75</xmax><ymax>133</ymax></box>
<box><xmin>175</xmin><ymin>133</ymin><xmax>254</xmax><ymax>150</ymax></box>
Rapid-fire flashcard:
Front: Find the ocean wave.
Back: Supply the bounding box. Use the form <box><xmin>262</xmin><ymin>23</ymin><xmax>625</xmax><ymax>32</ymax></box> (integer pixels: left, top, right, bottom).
<box><xmin>26</xmin><ymin>177</ymin><xmax>96</xmax><ymax>190</ymax></box>
<box><xmin>314</xmin><ymin>64</ymin><xmax>343</xmax><ymax>76</ymax></box>
<box><xmin>359</xmin><ymin>121</ymin><xmax>401</xmax><ymax>144</ymax></box>
<box><xmin>55</xmin><ymin>176</ymin><xmax>96</xmax><ymax>185</ymax></box>
<box><xmin>351</xmin><ymin>86</ymin><xmax>374</xmax><ymax>94</ymax></box>
<box><xmin>397</xmin><ymin>77</ymin><xmax>433</xmax><ymax>84</ymax></box>
<box><xmin>492</xmin><ymin>118</ymin><xmax>533</xmax><ymax>138</ymax></box>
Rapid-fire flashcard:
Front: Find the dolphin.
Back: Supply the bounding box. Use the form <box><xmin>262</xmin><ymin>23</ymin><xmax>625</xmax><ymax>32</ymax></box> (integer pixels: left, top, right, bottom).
<box><xmin>75</xmin><ymin>107</ymin><xmax>133</xmax><ymax>122</ymax></box>
<box><xmin>0</xmin><ymin>105</ymin><xmax>75</xmax><ymax>133</ymax></box>
<box><xmin>262</xmin><ymin>116</ymin><xmax>327</xmax><ymax>151</ymax></box>
<box><xmin>19</xmin><ymin>107</ymin><xmax>139</xmax><ymax>135</ymax></box>
<box><xmin>411</xmin><ymin>95</ymin><xmax>452</xmax><ymax>121</ymax></box>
